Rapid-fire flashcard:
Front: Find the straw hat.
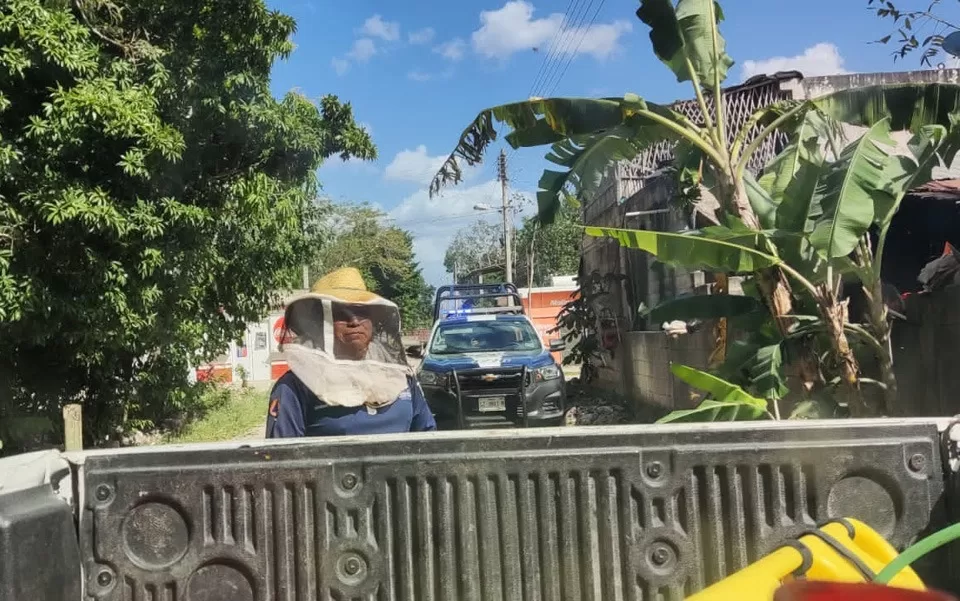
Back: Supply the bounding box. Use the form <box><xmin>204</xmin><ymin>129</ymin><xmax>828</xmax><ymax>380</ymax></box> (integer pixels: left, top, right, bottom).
<box><xmin>306</xmin><ymin>267</ymin><xmax>383</xmax><ymax>304</ymax></box>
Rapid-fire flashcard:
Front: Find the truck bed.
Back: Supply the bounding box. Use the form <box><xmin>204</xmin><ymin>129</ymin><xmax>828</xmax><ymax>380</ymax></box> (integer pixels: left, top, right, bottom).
<box><xmin>2</xmin><ymin>418</ymin><xmax>959</xmax><ymax>600</ymax></box>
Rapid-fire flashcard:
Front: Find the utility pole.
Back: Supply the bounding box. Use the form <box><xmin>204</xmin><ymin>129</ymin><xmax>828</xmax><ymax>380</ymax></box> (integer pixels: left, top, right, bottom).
<box><xmin>497</xmin><ymin>149</ymin><xmax>513</xmax><ymax>283</ymax></box>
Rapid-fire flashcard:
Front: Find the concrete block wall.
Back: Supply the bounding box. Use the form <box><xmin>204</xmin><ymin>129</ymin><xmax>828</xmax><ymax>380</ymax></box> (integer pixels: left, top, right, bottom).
<box><xmin>622</xmin><ymin>327</ymin><xmax>715</xmax><ymax>410</ymax></box>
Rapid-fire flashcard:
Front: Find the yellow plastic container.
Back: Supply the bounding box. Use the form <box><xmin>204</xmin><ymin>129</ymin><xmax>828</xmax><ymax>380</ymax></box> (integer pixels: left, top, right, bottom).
<box><xmin>685</xmin><ymin>518</ymin><xmax>925</xmax><ymax>601</ymax></box>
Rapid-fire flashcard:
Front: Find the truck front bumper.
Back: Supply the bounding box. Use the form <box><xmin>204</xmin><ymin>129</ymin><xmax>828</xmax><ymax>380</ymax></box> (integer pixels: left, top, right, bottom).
<box><xmin>422</xmin><ymin>375</ymin><xmax>565</xmax><ymax>430</ymax></box>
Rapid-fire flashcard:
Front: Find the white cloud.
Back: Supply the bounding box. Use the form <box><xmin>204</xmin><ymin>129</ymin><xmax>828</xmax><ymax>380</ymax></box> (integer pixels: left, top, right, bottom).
<box><xmin>434</xmin><ymin>38</ymin><xmax>467</xmax><ymax>61</ymax></box>
<box><xmin>359</xmin><ymin>14</ymin><xmax>400</xmax><ymax>42</ymax></box>
<box><xmin>569</xmin><ymin>21</ymin><xmax>633</xmax><ymax>60</ymax></box>
<box><xmin>331</xmin><ymin>57</ymin><xmax>350</xmax><ymax>76</ymax></box>
<box><xmin>390</xmin><ymin>180</ymin><xmax>534</xmax><ymax>286</ymax></box>
<box><xmin>385</xmin><ymin>145</ymin><xmax>450</xmax><ymax>185</ymax></box>
<box><xmin>408</xmin><ymin>70</ymin><xmax>433</xmax><ymax>82</ymax></box>
<box><xmin>741</xmin><ymin>43</ymin><xmax>848</xmax><ymax>81</ymax></box>
<box><xmin>348</xmin><ymin>38</ymin><xmax>377</xmax><ymax>63</ymax></box>
<box><xmin>407</xmin><ymin>69</ymin><xmax>455</xmax><ymax>83</ymax></box>
<box><xmin>409</xmin><ymin>27</ymin><xmax>435</xmax><ymax>45</ymax></box>
<box><xmin>471</xmin><ymin>1</ymin><xmax>631</xmax><ymax>60</ymax></box>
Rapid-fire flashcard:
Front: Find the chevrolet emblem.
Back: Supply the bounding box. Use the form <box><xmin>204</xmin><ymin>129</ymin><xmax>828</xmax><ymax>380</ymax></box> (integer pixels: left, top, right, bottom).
<box><xmin>480</xmin><ymin>373</ymin><xmax>500</xmax><ymax>382</ymax></box>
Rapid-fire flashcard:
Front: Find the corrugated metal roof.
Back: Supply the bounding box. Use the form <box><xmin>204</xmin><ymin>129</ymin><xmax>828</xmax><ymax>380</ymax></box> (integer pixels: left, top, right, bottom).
<box><xmin>910</xmin><ymin>179</ymin><xmax>960</xmax><ymax>200</ymax></box>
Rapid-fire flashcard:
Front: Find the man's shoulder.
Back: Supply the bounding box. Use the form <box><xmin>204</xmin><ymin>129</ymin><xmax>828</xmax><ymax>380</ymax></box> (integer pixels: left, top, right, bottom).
<box><xmin>272</xmin><ymin>371</ymin><xmax>303</xmax><ymax>396</ymax></box>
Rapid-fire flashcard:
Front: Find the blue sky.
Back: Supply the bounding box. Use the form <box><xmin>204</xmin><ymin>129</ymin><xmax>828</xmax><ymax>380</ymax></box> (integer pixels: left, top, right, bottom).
<box><xmin>265</xmin><ymin>0</ymin><xmax>960</xmax><ymax>286</ymax></box>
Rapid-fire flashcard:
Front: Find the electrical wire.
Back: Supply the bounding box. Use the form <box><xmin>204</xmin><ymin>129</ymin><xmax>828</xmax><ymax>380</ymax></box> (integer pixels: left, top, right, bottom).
<box><xmin>538</xmin><ymin>0</ymin><xmax>595</xmax><ymax>97</ymax></box>
<box><xmin>546</xmin><ymin>0</ymin><xmax>607</xmax><ymax>97</ymax></box>
<box><xmin>394</xmin><ymin>209</ymin><xmax>500</xmax><ymax>231</ymax></box>
<box><xmin>527</xmin><ymin>0</ymin><xmax>580</xmax><ymax>98</ymax></box>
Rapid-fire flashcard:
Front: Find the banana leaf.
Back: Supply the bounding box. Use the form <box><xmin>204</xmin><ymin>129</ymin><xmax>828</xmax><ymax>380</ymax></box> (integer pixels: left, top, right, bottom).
<box><xmin>643</xmin><ymin>293</ymin><xmax>764</xmax><ymax>323</ymax></box>
<box><xmin>636</xmin><ymin>0</ymin><xmax>734</xmax><ymax>86</ymax></box>
<box><xmin>811</xmin><ymin>83</ymin><xmax>960</xmax><ymax>133</ymax></box>
<box><xmin>584</xmin><ymin>225</ymin><xmax>782</xmax><ymax>273</ymax></box>
<box><xmin>656</xmin><ymin>364</ymin><xmax>769</xmax><ymax>423</ymax></box>
<box><xmin>809</xmin><ymin>119</ymin><xmax>895</xmax><ymax>259</ymax></box>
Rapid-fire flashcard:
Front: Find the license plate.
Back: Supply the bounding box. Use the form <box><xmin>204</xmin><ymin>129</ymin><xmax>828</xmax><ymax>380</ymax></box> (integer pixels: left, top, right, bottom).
<box><xmin>477</xmin><ymin>396</ymin><xmax>506</xmax><ymax>412</ymax></box>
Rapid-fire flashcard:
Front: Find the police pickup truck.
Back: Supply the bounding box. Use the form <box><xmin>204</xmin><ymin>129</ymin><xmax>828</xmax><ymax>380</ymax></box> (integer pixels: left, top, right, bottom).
<box><xmin>413</xmin><ymin>283</ymin><xmax>566</xmax><ymax>429</ymax></box>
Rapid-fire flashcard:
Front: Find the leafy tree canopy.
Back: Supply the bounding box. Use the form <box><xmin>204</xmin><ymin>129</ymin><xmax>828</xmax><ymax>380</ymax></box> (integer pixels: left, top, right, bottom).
<box><xmin>311</xmin><ymin>203</ymin><xmax>434</xmax><ymax>331</ymax></box>
<box><xmin>443</xmin><ymin>220</ymin><xmax>503</xmax><ymax>281</ymax></box>
<box><xmin>0</xmin><ymin>0</ymin><xmax>375</xmax><ymax>449</ymax></box>
<box><xmin>868</xmin><ymin>0</ymin><xmax>960</xmax><ymax>65</ymax></box>
<box><xmin>515</xmin><ymin>201</ymin><xmax>581</xmax><ymax>288</ymax></box>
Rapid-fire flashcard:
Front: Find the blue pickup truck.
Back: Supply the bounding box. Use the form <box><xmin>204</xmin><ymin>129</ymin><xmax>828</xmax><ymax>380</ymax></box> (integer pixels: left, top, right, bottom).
<box><xmin>415</xmin><ymin>284</ymin><xmax>566</xmax><ymax>429</ymax></box>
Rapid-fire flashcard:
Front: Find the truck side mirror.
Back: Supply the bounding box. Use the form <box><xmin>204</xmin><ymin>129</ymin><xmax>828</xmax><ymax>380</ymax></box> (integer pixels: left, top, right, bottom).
<box><xmin>406</xmin><ymin>345</ymin><xmax>424</xmax><ymax>358</ymax></box>
<box><xmin>549</xmin><ymin>339</ymin><xmax>566</xmax><ymax>352</ymax></box>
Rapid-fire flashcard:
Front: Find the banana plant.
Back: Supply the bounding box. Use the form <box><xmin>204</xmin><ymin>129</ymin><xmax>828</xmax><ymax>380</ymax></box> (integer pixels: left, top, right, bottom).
<box><xmin>590</xmin><ymin>117</ymin><xmax>960</xmax><ymax>417</ymax></box>
<box><xmin>430</xmin><ymin>0</ymin><xmax>960</xmax><ymax>416</ymax></box>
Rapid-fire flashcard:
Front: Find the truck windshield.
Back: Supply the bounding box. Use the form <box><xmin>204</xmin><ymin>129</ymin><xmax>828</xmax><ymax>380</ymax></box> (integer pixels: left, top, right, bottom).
<box><xmin>429</xmin><ymin>320</ymin><xmax>542</xmax><ymax>355</ymax></box>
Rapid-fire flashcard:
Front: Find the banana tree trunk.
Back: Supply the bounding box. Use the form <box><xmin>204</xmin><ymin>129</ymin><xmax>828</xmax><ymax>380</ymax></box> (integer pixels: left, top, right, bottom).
<box><xmin>708</xmin><ymin>273</ymin><xmax>728</xmax><ymax>369</ymax></box>
<box><xmin>720</xmin><ymin>173</ymin><xmax>795</xmax><ymax>336</ymax></box>
<box><xmin>864</xmin><ymin>279</ymin><xmax>898</xmax><ymax>415</ymax></box>
<box><xmin>818</xmin><ymin>285</ymin><xmax>868</xmax><ymax>416</ymax></box>
<box><xmin>723</xmin><ymin>170</ymin><xmax>868</xmax><ymax>414</ymax></box>
<box><xmin>856</xmin><ymin>239</ymin><xmax>898</xmax><ymax>415</ymax></box>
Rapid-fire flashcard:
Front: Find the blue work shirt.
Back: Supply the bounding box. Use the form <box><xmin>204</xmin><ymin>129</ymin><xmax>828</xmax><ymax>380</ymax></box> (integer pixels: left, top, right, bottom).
<box><xmin>265</xmin><ymin>371</ymin><xmax>436</xmax><ymax>437</ymax></box>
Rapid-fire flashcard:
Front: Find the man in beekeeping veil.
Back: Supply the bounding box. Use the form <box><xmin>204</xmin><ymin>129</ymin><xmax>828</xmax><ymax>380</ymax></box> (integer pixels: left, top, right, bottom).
<box><xmin>265</xmin><ymin>267</ymin><xmax>436</xmax><ymax>437</ymax></box>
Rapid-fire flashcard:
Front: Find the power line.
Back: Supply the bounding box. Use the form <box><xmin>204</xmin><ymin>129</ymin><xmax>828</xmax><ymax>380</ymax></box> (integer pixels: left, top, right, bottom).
<box><xmin>538</xmin><ymin>0</ymin><xmax>595</xmax><ymax>97</ymax></box>
<box><xmin>500</xmin><ymin>0</ymin><xmax>583</xmax><ymax>190</ymax></box>
<box><xmin>547</xmin><ymin>0</ymin><xmax>606</xmax><ymax>97</ymax></box>
<box><xmin>396</xmin><ymin>208</ymin><xmax>500</xmax><ymax>231</ymax></box>
<box><xmin>511</xmin><ymin>0</ymin><xmax>607</xmax><ymax>193</ymax></box>
<box><xmin>503</xmin><ymin>0</ymin><xmax>592</xmax><ymax>197</ymax></box>
<box><xmin>527</xmin><ymin>0</ymin><xmax>581</xmax><ymax>98</ymax></box>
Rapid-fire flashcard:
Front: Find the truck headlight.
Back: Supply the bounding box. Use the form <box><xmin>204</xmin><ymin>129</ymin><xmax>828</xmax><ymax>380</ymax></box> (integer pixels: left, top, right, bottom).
<box><xmin>418</xmin><ymin>369</ymin><xmax>443</xmax><ymax>386</ymax></box>
<box><xmin>534</xmin><ymin>364</ymin><xmax>561</xmax><ymax>382</ymax></box>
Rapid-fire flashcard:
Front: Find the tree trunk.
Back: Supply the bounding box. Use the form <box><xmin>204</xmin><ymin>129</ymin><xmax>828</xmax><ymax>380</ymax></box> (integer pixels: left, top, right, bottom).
<box><xmin>708</xmin><ymin>273</ymin><xmax>728</xmax><ymax>369</ymax></box>
<box><xmin>818</xmin><ymin>286</ymin><xmax>869</xmax><ymax>416</ymax></box>
<box><xmin>857</xmin><ymin>239</ymin><xmax>898</xmax><ymax>415</ymax></box>
<box><xmin>863</xmin><ymin>279</ymin><xmax>898</xmax><ymax>415</ymax></box>
<box><xmin>720</xmin><ymin>173</ymin><xmax>795</xmax><ymax>336</ymax></box>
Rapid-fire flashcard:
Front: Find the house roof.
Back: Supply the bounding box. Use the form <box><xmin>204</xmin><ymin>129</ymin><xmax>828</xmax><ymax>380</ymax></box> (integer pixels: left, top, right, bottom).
<box><xmin>910</xmin><ymin>179</ymin><xmax>960</xmax><ymax>200</ymax></box>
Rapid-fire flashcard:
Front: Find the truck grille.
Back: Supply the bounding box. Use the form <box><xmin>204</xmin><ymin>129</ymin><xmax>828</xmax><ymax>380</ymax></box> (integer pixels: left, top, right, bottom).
<box><xmin>456</xmin><ymin>370</ymin><xmax>524</xmax><ymax>393</ymax></box>
<box><xmin>451</xmin><ymin>368</ymin><xmax>525</xmax><ymax>424</ymax></box>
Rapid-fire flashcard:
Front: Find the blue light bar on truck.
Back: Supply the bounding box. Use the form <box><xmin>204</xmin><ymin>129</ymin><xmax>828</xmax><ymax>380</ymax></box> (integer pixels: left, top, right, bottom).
<box><xmin>440</xmin><ymin>306</ymin><xmax>524</xmax><ymax>320</ymax></box>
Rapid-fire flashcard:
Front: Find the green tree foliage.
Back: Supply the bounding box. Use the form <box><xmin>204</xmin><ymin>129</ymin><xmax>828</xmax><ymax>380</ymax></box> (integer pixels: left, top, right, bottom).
<box><xmin>311</xmin><ymin>203</ymin><xmax>434</xmax><ymax>330</ymax></box>
<box><xmin>443</xmin><ymin>219</ymin><xmax>503</xmax><ymax>282</ymax></box>
<box><xmin>442</xmin><ymin>203</ymin><xmax>579</xmax><ymax>287</ymax></box>
<box><xmin>867</xmin><ymin>0</ymin><xmax>960</xmax><ymax>65</ymax></box>
<box><xmin>515</xmin><ymin>201</ymin><xmax>581</xmax><ymax>288</ymax></box>
<box><xmin>0</xmin><ymin>0</ymin><xmax>375</xmax><ymax>449</ymax></box>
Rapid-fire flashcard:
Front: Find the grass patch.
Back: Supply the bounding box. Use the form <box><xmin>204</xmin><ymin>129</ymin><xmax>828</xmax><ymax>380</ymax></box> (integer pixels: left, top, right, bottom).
<box><xmin>165</xmin><ymin>386</ymin><xmax>265</xmax><ymax>444</ymax></box>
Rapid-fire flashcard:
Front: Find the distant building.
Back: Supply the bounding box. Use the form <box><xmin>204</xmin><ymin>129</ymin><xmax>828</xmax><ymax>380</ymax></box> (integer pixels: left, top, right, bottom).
<box><xmin>191</xmin><ymin>290</ymin><xmax>304</xmax><ymax>385</ymax></box>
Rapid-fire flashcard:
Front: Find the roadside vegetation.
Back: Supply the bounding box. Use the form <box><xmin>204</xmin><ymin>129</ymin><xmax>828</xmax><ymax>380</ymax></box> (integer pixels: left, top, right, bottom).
<box><xmin>431</xmin><ymin>0</ymin><xmax>960</xmax><ymax>422</ymax></box>
<box><xmin>163</xmin><ymin>386</ymin><xmax>264</xmax><ymax>444</ymax></box>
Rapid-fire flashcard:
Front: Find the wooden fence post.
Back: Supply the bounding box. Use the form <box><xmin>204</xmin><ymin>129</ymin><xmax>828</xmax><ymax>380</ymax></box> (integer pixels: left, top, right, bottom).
<box><xmin>63</xmin><ymin>404</ymin><xmax>83</xmax><ymax>451</ymax></box>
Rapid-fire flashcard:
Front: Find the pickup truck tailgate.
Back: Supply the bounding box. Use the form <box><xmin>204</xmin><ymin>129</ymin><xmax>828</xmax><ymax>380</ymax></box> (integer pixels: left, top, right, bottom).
<box><xmin>1</xmin><ymin>419</ymin><xmax>954</xmax><ymax>600</ymax></box>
